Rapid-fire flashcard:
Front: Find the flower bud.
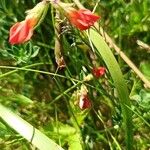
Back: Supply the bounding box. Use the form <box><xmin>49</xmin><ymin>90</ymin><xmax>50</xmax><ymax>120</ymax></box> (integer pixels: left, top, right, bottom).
<box><xmin>9</xmin><ymin>1</ymin><xmax>49</xmax><ymax>45</ymax></box>
<box><xmin>92</xmin><ymin>67</ymin><xmax>106</xmax><ymax>78</ymax></box>
<box><xmin>79</xmin><ymin>94</ymin><xmax>91</xmax><ymax>110</ymax></box>
<box><xmin>78</xmin><ymin>85</ymin><xmax>92</xmax><ymax>110</ymax></box>
<box><xmin>9</xmin><ymin>18</ymin><xmax>36</xmax><ymax>45</ymax></box>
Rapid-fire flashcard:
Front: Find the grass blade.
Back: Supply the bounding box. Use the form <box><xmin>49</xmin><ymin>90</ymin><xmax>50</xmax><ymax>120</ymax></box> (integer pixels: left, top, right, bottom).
<box><xmin>89</xmin><ymin>29</ymin><xmax>133</xmax><ymax>150</ymax></box>
<box><xmin>0</xmin><ymin>104</ymin><xmax>64</xmax><ymax>150</ymax></box>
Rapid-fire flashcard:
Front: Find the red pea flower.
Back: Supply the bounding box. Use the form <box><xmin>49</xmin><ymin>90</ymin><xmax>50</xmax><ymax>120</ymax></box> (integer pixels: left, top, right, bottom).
<box><xmin>9</xmin><ymin>18</ymin><xmax>37</xmax><ymax>45</ymax></box>
<box><xmin>9</xmin><ymin>1</ymin><xmax>48</xmax><ymax>45</ymax></box>
<box><xmin>68</xmin><ymin>9</ymin><xmax>100</xmax><ymax>30</ymax></box>
<box><xmin>79</xmin><ymin>95</ymin><xmax>91</xmax><ymax>110</ymax></box>
<box><xmin>92</xmin><ymin>67</ymin><xmax>106</xmax><ymax>78</ymax></box>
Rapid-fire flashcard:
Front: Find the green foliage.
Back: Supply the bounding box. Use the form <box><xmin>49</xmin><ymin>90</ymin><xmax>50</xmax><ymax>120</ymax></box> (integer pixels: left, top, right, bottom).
<box><xmin>0</xmin><ymin>0</ymin><xmax>150</xmax><ymax>150</ymax></box>
<box><xmin>140</xmin><ymin>61</ymin><xmax>150</xmax><ymax>80</ymax></box>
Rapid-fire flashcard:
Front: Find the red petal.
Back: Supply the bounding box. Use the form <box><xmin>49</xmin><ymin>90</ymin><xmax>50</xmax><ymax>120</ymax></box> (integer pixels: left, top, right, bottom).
<box><xmin>9</xmin><ymin>22</ymin><xmax>24</xmax><ymax>44</ymax></box>
<box><xmin>92</xmin><ymin>67</ymin><xmax>106</xmax><ymax>78</ymax></box>
<box><xmin>79</xmin><ymin>95</ymin><xmax>91</xmax><ymax>110</ymax></box>
<box><xmin>81</xmin><ymin>9</ymin><xmax>100</xmax><ymax>21</ymax></box>
<box><xmin>9</xmin><ymin>18</ymin><xmax>37</xmax><ymax>45</ymax></box>
<box><xmin>68</xmin><ymin>9</ymin><xmax>100</xmax><ymax>30</ymax></box>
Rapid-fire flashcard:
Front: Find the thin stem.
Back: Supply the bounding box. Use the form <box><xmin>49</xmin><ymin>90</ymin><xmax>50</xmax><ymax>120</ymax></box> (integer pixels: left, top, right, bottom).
<box><xmin>94</xmin><ymin>109</ymin><xmax>122</xmax><ymax>150</ymax></box>
<box><xmin>0</xmin><ymin>65</ymin><xmax>80</xmax><ymax>83</ymax></box>
<box><xmin>0</xmin><ymin>63</ymin><xmax>47</xmax><ymax>79</ymax></box>
<box><xmin>92</xmin><ymin>0</ymin><xmax>101</xmax><ymax>13</ymax></box>
<box><xmin>72</xmin><ymin>0</ymin><xmax>84</xmax><ymax>9</ymax></box>
<box><xmin>125</xmin><ymin>105</ymin><xmax>150</xmax><ymax>128</ymax></box>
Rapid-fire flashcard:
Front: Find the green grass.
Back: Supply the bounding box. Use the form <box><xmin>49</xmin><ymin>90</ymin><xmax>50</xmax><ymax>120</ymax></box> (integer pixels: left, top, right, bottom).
<box><xmin>0</xmin><ymin>0</ymin><xmax>150</xmax><ymax>150</ymax></box>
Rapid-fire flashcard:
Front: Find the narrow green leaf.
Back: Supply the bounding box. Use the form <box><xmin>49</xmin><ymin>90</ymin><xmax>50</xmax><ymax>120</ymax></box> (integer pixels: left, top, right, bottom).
<box><xmin>0</xmin><ymin>104</ymin><xmax>64</xmax><ymax>150</ymax></box>
<box><xmin>89</xmin><ymin>29</ymin><xmax>133</xmax><ymax>150</ymax></box>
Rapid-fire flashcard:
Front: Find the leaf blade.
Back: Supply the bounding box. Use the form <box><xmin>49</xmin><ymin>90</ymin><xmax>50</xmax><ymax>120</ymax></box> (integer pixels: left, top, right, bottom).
<box><xmin>0</xmin><ymin>104</ymin><xmax>64</xmax><ymax>150</ymax></box>
<box><xmin>89</xmin><ymin>29</ymin><xmax>133</xmax><ymax>150</ymax></box>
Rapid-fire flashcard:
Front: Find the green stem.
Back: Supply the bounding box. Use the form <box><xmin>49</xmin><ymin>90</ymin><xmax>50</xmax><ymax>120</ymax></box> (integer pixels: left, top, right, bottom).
<box><xmin>0</xmin><ymin>64</ymin><xmax>81</xmax><ymax>84</ymax></box>
<box><xmin>0</xmin><ymin>63</ymin><xmax>49</xmax><ymax>79</ymax></box>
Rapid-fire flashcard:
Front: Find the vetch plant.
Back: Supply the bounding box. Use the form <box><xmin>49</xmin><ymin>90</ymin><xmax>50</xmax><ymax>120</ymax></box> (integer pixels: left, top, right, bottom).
<box><xmin>6</xmin><ymin>1</ymin><xmax>133</xmax><ymax>149</ymax></box>
<box><xmin>1</xmin><ymin>0</ymin><xmax>150</xmax><ymax>150</ymax></box>
<box><xmin>9</xmin><ymin>0</ymin><xmax>100</xmax><ymax>45</ymax></box>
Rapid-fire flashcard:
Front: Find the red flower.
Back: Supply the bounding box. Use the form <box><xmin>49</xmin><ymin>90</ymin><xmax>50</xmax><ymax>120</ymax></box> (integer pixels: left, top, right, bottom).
<box><xmin>79</xmin><ymin>95</ymin><xmax>91</xmax><ymax>110</ymax></box>
<box><xmin>92</xmin><ymin>67</ymin><xmax>106</xmax><ymax>78</ymax></box>
<box><xmin>9</xmin><ymin>18</ymin><xmax>37</xmax><ymax>45</ymax></box>
<box><xmin>68</xmin><ymin>9</ymin><xmax>100</xmax><ymax>30</ymax></box>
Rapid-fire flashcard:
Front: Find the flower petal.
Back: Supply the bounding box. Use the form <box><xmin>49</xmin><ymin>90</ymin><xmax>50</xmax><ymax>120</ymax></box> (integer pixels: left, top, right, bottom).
<box><xmin>9</xmin><ymin>18</ymin><xmax>36</xmax><ymax>45</ymax></box>
<box><xmin>68</xmin><ymin>9</ymin><xmax>100</xmax><ymax>30</ymax></box>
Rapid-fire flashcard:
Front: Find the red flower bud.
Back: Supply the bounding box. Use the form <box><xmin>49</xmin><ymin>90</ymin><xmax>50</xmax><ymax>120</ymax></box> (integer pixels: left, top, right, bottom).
<box><xmin>68</xmin><ymin>9</ymin><xmax>100</xmax><ymax>30</ymax></box>
<box><xmin>9</xmin><ymin>1</ymin><xmax>48</xmax><ymax>45</ymax></box>
<box><xmin>92</xmin><ymin>67</ymin><xmax>106</xmax><ymax>78</ymax></box>
<box><xmin>79</xmin><ymin>95</ymin><xmax>91</xmax><ymax>110</ymax></box>
<box><xmin>9</xmin><ymin>18</ymin><xmax>37</xmax><ymax>45</ymax></box>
